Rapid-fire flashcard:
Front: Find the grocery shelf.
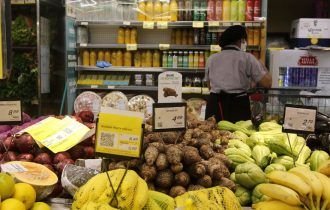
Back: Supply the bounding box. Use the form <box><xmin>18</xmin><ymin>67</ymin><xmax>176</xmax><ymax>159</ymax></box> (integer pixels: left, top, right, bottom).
<box><xmin>76</xmin><ymin>85</ymin><xmax>158</xmax><ymax>91</ymax></box>
<box><xmin>76</xmin><ymin>20</ymin><xmax>264</xmax><ymax>28</ymax></box>
<box><xmin>76</xmin><ymin>43</ymin><xmax>261</xmax><ymax>51</ymax></box>
<box><xmin>76</xmin><ymin>66</ymin><xmax>206</xmax><ymax>73</ymax></box>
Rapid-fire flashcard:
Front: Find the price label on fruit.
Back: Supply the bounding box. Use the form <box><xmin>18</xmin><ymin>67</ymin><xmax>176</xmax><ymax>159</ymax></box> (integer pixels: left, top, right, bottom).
<box><xmin>143</xmin><ymin>21</ymin><xmax>154</xmax><ymax>29</ymax></box>
<box><xmin>126</xmin><ymin>44</ymin><xmax>138</xmax><ymax>51</ymax></box>
<box><xmin>153</xmin><ymin>103</ymin><xmax>187</xmax><ymax>131</ymax></box>
<box><xmin>210</xmin><ymin>45</ymin><xmax>221</xmax><ymax>52</ymax></box>
<box><xmin>193</xmin><ymin>21</ymin><xmax>204</xmax><ymax>28</ymax></box>
<box><xmin>157</xmin><ymin>21</ymin><xmax>168</xmax><ymax>29</ymax></box>
<box><xmin>208</xmin><ymin>21</ymin><xmax>220</xmax><ymax>27</ymax></box>
<box><xmin>96</xmin><ymin>107</ymin><xmax>144</xmax><ymax>158</ymax></box>
<box><xmin>159</xmin><ymin>44</ymin><xmax>170</xmax><ymax>50</ymax></box>
<box><xmin>0</xmin><ymin>100</ymin><xmax>22</xmax><ymax>125</ymax></box>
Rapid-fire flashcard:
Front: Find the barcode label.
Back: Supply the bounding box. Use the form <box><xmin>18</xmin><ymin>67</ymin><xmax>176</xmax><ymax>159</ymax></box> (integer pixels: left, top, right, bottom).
<box><xmin>100</xmin><ymin>132</ymin><xmax>116</xmax><ymax>147</ymax></box>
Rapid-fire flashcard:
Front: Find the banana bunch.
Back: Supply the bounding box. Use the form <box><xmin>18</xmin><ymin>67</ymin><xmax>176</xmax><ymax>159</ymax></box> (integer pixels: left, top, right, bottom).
<box><xmin>72</xmin><ymin>169</ymin><xmax>148</xmax><ymax>210</ymax></box>
<box><xmin>143</xmin><ymin>191</ymin><xmax>175</xmax><ymax>210</ymax></box>
<box><xmin>253</xmin><ymin>166</ymin><xmax>330</xmax><ymax>210</ymax></box>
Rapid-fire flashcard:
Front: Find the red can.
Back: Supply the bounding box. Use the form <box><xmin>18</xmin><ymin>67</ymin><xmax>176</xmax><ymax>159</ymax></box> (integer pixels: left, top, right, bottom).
<box><xmin>253</xmin><ymin>0</ymin><xmax>261</xmax><ymax>19</ymax></box>
<box><xmin>245</xmin><ymin>0</ymin><xmax>254</xmax><ymax>21</ymax></box>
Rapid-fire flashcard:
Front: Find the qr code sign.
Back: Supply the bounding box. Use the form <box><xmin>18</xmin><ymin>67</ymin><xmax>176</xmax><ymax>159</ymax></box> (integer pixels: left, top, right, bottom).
<box><xmin>99</xmin><ymin>132</ymin><xmax>116</xmax><ymax>148</ymax></box>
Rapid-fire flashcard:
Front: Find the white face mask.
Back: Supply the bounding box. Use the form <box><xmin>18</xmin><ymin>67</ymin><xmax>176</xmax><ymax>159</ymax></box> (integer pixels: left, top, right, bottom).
<box><xmin>240</xmin><ymin>40</ymin><xmax>247</xmax><ymax>52</ymax></box>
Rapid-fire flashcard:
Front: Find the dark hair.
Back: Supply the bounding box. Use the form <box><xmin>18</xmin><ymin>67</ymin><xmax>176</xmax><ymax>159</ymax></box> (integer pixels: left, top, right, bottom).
<box><xmin>219</xmin><ymin>25</ymin><xmax>247</xmax><ymax>47</ymax></box>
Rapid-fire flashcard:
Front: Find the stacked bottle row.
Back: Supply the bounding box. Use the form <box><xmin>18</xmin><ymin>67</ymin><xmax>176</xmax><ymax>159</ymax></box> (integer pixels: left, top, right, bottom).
<box><xmin>117</xmin><ymin>27</ymin><xmax>138</xmax><ymax>44</ymax></box>
<box><xmin>137</xmin><ymin>0</ymin><xmax>261</xmax><ymax>22</ymax></box>
<box><xmin>171</xmin><ymin>29</ymin><xmax>220</xmax><ymax>45</ymax></box>
<box><xmin>81</xmin><ymin>49</ymin><xmax>210</xmax><ymax>68</ymax></box>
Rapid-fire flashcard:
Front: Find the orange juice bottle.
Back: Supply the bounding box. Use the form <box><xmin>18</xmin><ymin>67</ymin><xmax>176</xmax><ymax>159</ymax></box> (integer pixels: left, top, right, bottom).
<box><xmin>111</xmin><ymin>51</ymin><xmax>117</xmax><ymax>66</ymax></box>
<box><xmin>169</xmin><ymin>0</ymin><xmax>178</xmax><ymax>21</ymax></box>
<box><xmin>146</xmin><ymin>0</ymin><xmax>154</xmax><ymax>21</ymax></box>
<box><xmin>152</xmin><ymin>50</ymin><xmax>161</xmax><ymax>67</ymax></box>
<box><xmin>222</xmin><ymin>0</ymin><xmax>230</xmax><ymax>21</ymax></box>
<box><xmin>175</xmin><ymin>29</ymin><xmax>182</xmax><ymax>45</ymax></box>
<box><xmin>124</xmin><ymin>51</ymin><xmax>132</xmax><ymax>66</ymax></box>
<box><xmin>162</xmin><ymin>1</ymin><xmax>170</xmax><ymax>21</ymax></box>
<box><xmin>82</xmin><ymin>50</ymin><xmax>90</xmax><ymax>66</ymax></box>
<box><xmin>89</xmin><ymin>50</ymin><xmax>97</xmax><ymax>66</ymax></box>
<box><xmin>146</xmin><ymin>50</ymin><xmax>153</xmax><ymax>67</ymax></box>
<box><xmin>116</xmin><ymin>50</ymin><xmax>123</xmax><ymax>66</ymax></box>
<box><xmin>117</xmin><ymin>27</ymin><xmax>125</xmax><ymax>44</ymax></box>
<box><xmin>105</xmin><ymin>50</ymin><xmax>111</xmax><ymax>63</ymax></box>
<box><xmin>141</xmin><ymin>51</ymin><xmax>147</xmax><ymax>67</ymax></box>
<box><xmin>138</xmin><ymin>0</ymin><xmax>146</xmax><ymax>21</ymax></box>
<box><xmin>134</xmin><ymin>51</ymin><xmax>142</xmax><ymax>67</ymax></box>
<box><xmin>253</xmin><ymin>28</ymin><xmax>260</xmax><ymax>46</ymax></box>
<box><xmin>130</xmin><ymin>28</ymin><xmax>138</xmax><ymax>44</ymax></box>
<box><xmin>154</xmin><ymin>0</ymin><xmax>162</xmax><ymax>21</ymax></box>
<box><xmin>124</xmin><ymin>27</ymin><xmax>131</xmax><ymax>44</ymax></box>
<box><xmin>98</xmin><ymin>50</ymin><xmax>104</xmax><ymax>61</ymax></box>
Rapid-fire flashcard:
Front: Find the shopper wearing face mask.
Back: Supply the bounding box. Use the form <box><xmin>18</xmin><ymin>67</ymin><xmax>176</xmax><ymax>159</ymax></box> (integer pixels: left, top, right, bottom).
<box><xmin>204</xmin><ymin>25</ymin><xmax>272</xmax><ymax>123</ymax></box>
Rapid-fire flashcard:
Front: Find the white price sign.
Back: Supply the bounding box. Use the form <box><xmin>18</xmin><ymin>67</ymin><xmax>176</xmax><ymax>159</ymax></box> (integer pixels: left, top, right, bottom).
<box><xmin>0</xmin><ymin>101</ymin><xmax>22</xmax><ymax>124</ymax></box>
<box><xmin>283</xmin><ymin>105</ymin><xmax>317</xmax><ymax>134</ymax></box>
<box><xmin>153</xmin><ymin>103</ymin><xmax>186</xmax><ymax>131</ymax></box>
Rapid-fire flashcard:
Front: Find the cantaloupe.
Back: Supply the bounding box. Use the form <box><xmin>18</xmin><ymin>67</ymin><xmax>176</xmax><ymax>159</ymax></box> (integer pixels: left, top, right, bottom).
<box><xmin>1</xmin><ymin>161</ymin><xmax>58</xmax><ymax>200</ymax></box>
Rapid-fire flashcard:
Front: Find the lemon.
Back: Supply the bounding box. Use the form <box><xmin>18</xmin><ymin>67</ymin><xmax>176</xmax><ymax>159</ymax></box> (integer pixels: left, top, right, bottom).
<box><xmin>0</xmin><ymin>172</ymin><xmax>15</xmax><ymax>199</ymax></box>
<box><xmin>31</xmin><ymin>202</ymin><xmax>51</xmax><ymax>210</ymax></box>
<box><xmin>0</xmin><ymin>198</ymin><xmax>26</xmax><ymax>210</ymax></box>
<box><xmin>12</xmin><ymin>183</ymin><xmax>36</xmax><ymax>209</ymax></box>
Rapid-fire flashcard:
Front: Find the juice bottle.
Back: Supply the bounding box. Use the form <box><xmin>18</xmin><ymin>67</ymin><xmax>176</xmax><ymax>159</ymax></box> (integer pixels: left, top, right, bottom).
<box><xmin>247</xmin><ymin>28</ymin><xmax>254</xmax><ymax>45</ymax></box>
<box><xmin>184</xmin><ymin>0</ymin><xmax>192</xmax><ymax>21</ymax></box>
<box><xmin>105</xmin><ymin>50</ymin><xmax>111</xmax><ymax>63</ymax></box>
<box><xmin>146</xmin><ymin>0</ymin><xmax>154</xmax><ymax>21</ymax></box>
<box><xmin>153</xmin><ymin>50</ymin><xmax>161</xmax><ymax>67</ymax></box>
<box><xmin>230</xmin><ymin>0</ymin><xmax>238</xmax><ymax>21</ymax></box>
<box><xmin>167</xmin><ymin>51</ymin><xmax>173</xmax><ymax>67</ymax></box>
<box><xmin>215</xmin><ymin>0</ymin><xmax>223</xmax><ymax>20</ymax></box>
<box><xmin>206</xmin><ymin>31</ymin><xmax>212</xmax><ymax>45</ymax></box>
<box><xmin>154</xmin><ymin>0</ymin><xmax>162</xmax><ymax>21</ymax></box>
<box><xmin>188</xmin><ymin>51</ymin><xmax>194</xmax><ymax>68</ymax></box>
<box><xmin>200</xmin><ymin>28</ymin><xmax>206</xmax><ymax>45</ymax></box>
<box><xmin>134</xmin><ymin>51</ymin><xmax>142</xmax><ymax>67</ymax></box>
<box><xmin>111</xmin><ymin>51</ymin><xmax>117</xmax><ymax>66</ymax></box>
<box><xmin>124</xmin><ymin>27</ymin><xmax>131</xmax><ymax>44</ymax></box>
<box><xmin>238</xmin><ymin>0</ymin><xmax>246</xmax><ymax>21</ymax></box>
<box><xmin>178</xmin><ymin>0</ymin><xmax>184</xmax><ymax>21</ymax></box>
<box><xmin>171</xmin><ymin>29</ymin><xmax>177</xmax><ymax>44</ymax></box>
<box><xmin>245</xmin><ymin>0</ymin><xmax>254</xmax><ymax>21</ymax></box>
<box><xmin>146</xmin><ymin>50</ymin><xmax>153</xmax><ymax>67</ymax></box>
<box><xmin>98</xmin><ymin>50</ymin><xmax>105</xmax><ymax>61</ymax></box>
<box><xmin>137</xmin><ymin>0</ymin><xmax>146</xmax><ymax>21</ymax></box>
<box><xmin>200</xmin><ymin>0</ymin><xmax>207</xmax><ymax>21</ymax></box>
<box><xmin>207</xmin><ymin>0</ymin><xmax>215</xmax><ymax>21</ymax></box>
<box><xmin>162</xmin><ymin>51</ymin><xmax>168</xmax><ymax>67</ymax></box>
<box><xmin>117</xmin><ymin>27</ymin><xmax>125</xmax><ymax>44</ymax></box>
<box><xmin>183</xmin><ymin>51</ymin><xmax>189</xmax><ymax>67</ymax></box>
<box><xmin>188</xmin><ymin>29</ymin><xmax>194</xmax><ymax>45</ymax></box>
<box><xmin>90</xmin><ymin>50</ymin><xmax>97</xmax><ymax>66</ymax></box>
<box><xmin>130</xmin><ymin>27</ymin><xmax>138</xmax><ymax>44</ymax></box>
<box><xmin>141</xmin><ymin>51</ymin><xmax>147</xmax><ymax>67</ymax></box>
<box><xmin>222</xmin><ymin>0</ymin><xmax>230</xmax><ymax>21</ymax></box>
<box><xmin>82</xmin><ymin>50</ymin><xmax>90</xmax><ymax>66</ymax></box>
<box><xmin>198</xmin><ymin>51</ymin><xmax>205</xmax><ymax>67</ymax></box>
<box><xmin>162</xmin><ymin>1</ymin><xmax>170</xmax><ymax>21</ymax></box>
<box><xmin>253</xmin><ymin>28</ymin><xmax>260</xmax><ymax>45</ymax></box>
<box><xmin>193</xmin><ymin>51</ymin><xmax>199</xmax><ymax>68</ymax></box>
<box><xmin>178</xmin><ymin>51</ymin><xmax>183</xmax><ymax>67</ymax></box>
<box><xmin>253</xmin><ymin>0</ymin><xmax>260</xmax><ymax>19</ymax></box>
<box><xmin>193</xmin><ymin>29</ymin><xmax>200</xmax><ymax>45</ymax></box>
<box><xmin>172</xmin><ymin>51</ymin><xmax>178</xmax><ymax>67</ymax></box>
<box><xmin>175</xmin><ymin>29</ymin><xmax>182</xmax><ymax>45</ymax></box>
<box><xmin>170</xmin><ymin>0</ymin><xmax>178</xmax><ymax>21</ymax></box>
<box><xmin>116</xmin><ymin>50</ymin><xmax>123</xmax><ymax>66</ymax></box>
<box><xmin>182</xmin><ymin>29</ymin><xmax>188</xmax><ymax>45</ymax></box>
<box><xmin>193</xmin><ymin>0</ymin><xmax>200</xmax><ymax>21</ymax></box>
<box><xmin>124</xmin><ymin>51</ymin><xmax>132</xmax><ymax>66</ymax></box>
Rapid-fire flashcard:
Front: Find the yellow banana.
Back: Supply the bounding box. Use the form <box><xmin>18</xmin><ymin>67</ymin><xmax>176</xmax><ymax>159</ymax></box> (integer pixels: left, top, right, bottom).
<box><xmin>258</xmin><ymin>183</ymin><xmax>303</xmax><ymax>206</ymax></box>
<box><xmin>289</xmin><ymin>167</ymin><xmax>323</xmax><ymax>210</ymax></box>
<box><xmin>252</xmin><ymin>200</ymin><xmax>305</xmax><ymax>210</ymax></box>
<box><xmin>130</xmin><ymin>177</ymin><xmax>149</xmax><ymax>210</ymax></box>
<box><xmin>266</xmin><ymin>171</ymin><xmax>311</xmax><ymax>196</ymax></box>
<box><xmin>313</xmin><ymin>171</ymin><xmax>330</xmax><ymax>210</ymax></box>
<box><xmin>148</xmin><ymin>190</ymin><xmax>175</xmax><ymax>210</ymax></box>
<box><xmin>142</xmin><ymin>197</ymin><xmax>162</xmax><ymax>210</ymax></box>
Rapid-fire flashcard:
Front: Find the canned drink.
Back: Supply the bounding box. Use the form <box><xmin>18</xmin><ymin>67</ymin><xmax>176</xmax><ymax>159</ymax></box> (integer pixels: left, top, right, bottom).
<box><xmin>284</xmin><ymin>67</ymin><xmax>290</xmax><ymax>87</ymax></box>
<box><xmin>305</xmin><ymin>68</ymin><xmax>311</xmax><ymax>87</ymax></box>
<box><xmin>299</xmin><ymin>68</ymin><xmax>305</xmax><ymax>87</ymax></box>
<box><xmin>294</xmin><ymin>68</ymin><xmax>300</xmax><ymax>86</ymax></box>
<box><xmin>278</xmin><ymin>75</ymin><xmax>284</xmax><ymax>87</ymax></box>
<box><xmin>288</xmin><ymin>67</ymin><xmax>294</xmax><ymax>87</ymax></box>
<box><xmin>311</xmin><ymin>68</ymin><xmax>318</xmax><ymax>87</ymax></box>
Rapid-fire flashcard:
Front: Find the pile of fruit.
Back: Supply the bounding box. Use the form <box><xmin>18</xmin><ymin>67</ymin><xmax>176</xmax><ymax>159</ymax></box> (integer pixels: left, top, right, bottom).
<box><xmin>0</xmin><ymin>172</ymin><xmax>51</xmax><ymax>210</ymax></box>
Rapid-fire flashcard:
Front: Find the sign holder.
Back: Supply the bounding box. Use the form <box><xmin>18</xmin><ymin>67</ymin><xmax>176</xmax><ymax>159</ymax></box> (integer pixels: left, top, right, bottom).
<box><xmin>0</xmin><ymin>100</ymin><xmax>22</xmax><ymax>125</ymax></box>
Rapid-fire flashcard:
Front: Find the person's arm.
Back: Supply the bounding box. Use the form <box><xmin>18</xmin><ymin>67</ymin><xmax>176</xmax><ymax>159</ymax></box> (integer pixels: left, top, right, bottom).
<box><xmin>258</xmin><ymin>72</ymin><xmax>272</xmax><ymax>88</ymax></box>
<box><xmin>249</xmin><ymin>55</ymin><xmax>272</xmax><ymax>88</ymax></box>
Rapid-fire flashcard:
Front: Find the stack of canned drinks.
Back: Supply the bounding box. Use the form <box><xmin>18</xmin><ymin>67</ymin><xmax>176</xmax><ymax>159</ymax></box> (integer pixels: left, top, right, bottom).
<box><xmin>278</xmin><ymin>67</ymin><xmax>318</xmax><ymax>87</ymax></box>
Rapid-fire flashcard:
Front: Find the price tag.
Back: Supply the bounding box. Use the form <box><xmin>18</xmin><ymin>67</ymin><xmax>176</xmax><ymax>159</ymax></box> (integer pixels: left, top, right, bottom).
<box><xmin>91</xmin><ymin>85</ymin><xmax>98</xmax><ymax>89</ymax></box>
<box><xmin>1</xmin><ymin>162</ymin><xmax>27</xmax><ymax>173</ymax></box>
<box><xmin>253</xmin><ymin>22</ymin><xmax>261</xmax><ymax>27</ymax></box>
<box><xmin>80</xmin><ymin>43</ymin><xmax>87</xmax><ymax>47</ymax></box>
<box><xmin>208</xmin><ymin>21</ymin><xmax>220</xmax><ymax>27</ymax></box>
<box><xmin>24</xmin><ymin>0</ymin><xmax>35</xmax><ymax>3</ymax></box>
<box><xmin>81</xmin><ymin>22</ymin><xmax>88</xmax><ymax>26</ymax></box>
<box><xmin>157</xmin><ymin>21</ymin><xmax>168</xmax><ymax>29</ymax></box>
<box><xmin>126</xmin><ymin>44</ymin><xmax>138</xmax><ymax>51</ymax></box>
<box><xmin>107</xmin><ymin>86</ymin><xmax>115</xmax><ymax>89</ymax></box>
<box><xmin>143</xmin><ymin>21</ymin><xmax>154</xmax><ymax>29</ymax></box>
<box><xmin>245</xmin><ymin>22</ymin><xmax>253</xmax><ymax>27</ymax></box>
<box><xmin>123</xmin><ymin>21</ymin><xmax>131</xmax><ymax>26</ymax></box>
<box><xmin>233</xmin><ymin>22</ymin><xmax>242</xmax><ymax>26</ymax></box>
<box><xmin>152</xmin><ymin>103</ymin><xmax>187</xmax><ymax>131</ymax></box>
<box><xmin>159</xmin><ymin>44</ymin><xmax>170</xmax><ymax>50</ymax></box>
<box><xmin>96</xmin><ymin>107</ymin><xmax>144</xmax><ymax>158</ymax></box>
<box><xmin>193</xmin><ymin>21</ymin><xmax>204</xmax><ymax>28</ymax></box>
<box><xmin>282</xmin><ymin>104</ymin><xmax>317</xmax><ymax>134</ymax></box>
<box><xmin>223</xmin><ymin>22</ymin><xmax>231</xmax><ymax>27</ymax></box>
<box><xmin>10</xmin><ymin>0</ymin><xmax>24</xmax><ymax>4</ymax></box>
<box><xmin>210</xmin><ymin>45</ymin><xmax>221</xmax><ymax>52</ymax></box>
<box><xmin>0</xmin><ymin>100</ymin><xmax>22</xmax><ymax>125</ymax></box>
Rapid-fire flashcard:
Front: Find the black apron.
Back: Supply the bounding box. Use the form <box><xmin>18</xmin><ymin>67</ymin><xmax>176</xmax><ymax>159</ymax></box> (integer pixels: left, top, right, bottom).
<box><xmin>205</xmin><ymin>46</ymin><xmax>251</xmax><ymax>123</ymax></box>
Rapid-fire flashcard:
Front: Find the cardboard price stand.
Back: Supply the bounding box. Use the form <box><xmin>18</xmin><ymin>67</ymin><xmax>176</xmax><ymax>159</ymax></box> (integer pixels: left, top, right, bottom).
<box><xmin>0</xmin><ymin>100</ymin><xmax>22</xmax><ymax>125</ymax></box>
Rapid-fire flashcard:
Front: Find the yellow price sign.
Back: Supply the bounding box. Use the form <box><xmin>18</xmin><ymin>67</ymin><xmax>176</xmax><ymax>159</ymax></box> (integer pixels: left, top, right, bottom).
<box><xmin>159</xmin><ymin>44</ymin><xmax>170</xmax><ymax>50</ymax></box>
<box><xmin>96</xmin><ymin>107</ymin><xmax>144</xmax><ymax>158</ymax></box>
<box><xmin>208</xmin><ymin>21</ymin><xmax>220</xmax><ymax>27</ymax></box>
<box><xmin>210</xmin><ymin>45</ymin><xmax>221</xmax><ymax>52</ymax></box>
<box><xmin>193</xmin><ymin>21</ymin><xmax>204</xmax><ymax>28</ymax></box>
<box><xmin>143</xmin><ymin>21</ymin><xmax>154</xmax><ymax>29</ymax></box>
<box><xmin>126</xmin><ymin>44</ymin><xmax>138</xmax><ymax>51</ymax></box>
<box><xmin>157</xmin><ymin>21</ymin><xmax>168</xmax><ymax>29</ymax></box>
